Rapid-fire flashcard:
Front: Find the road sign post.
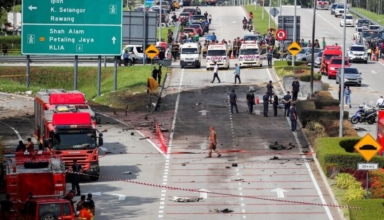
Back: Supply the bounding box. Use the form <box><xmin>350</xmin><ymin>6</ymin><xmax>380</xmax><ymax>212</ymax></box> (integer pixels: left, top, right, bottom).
<box><xmin>354</xmin><ymin>133</ymin><xmax>382</xmax><ymax>198</ymax></box>
<box><xmin>22</xmin><ymin>0</ymin><xmax>122</xmax><ymax>55</ymax></box>
<box><xmin>287</xmin><ymin>42</ymin><xmax>301</xmax><ymax>70</ymax></box>
<box><xmin>145</xmin><ymin>44</ymin><xmax>159</xmax><ymax>60</ymax></box>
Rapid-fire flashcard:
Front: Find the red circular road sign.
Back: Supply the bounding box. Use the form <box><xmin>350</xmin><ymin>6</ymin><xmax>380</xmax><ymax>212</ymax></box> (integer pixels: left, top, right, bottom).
<box><xmin>276</xmin><ymin>30</ymin><xmax>287</xmax><ymax>41</ymax></box>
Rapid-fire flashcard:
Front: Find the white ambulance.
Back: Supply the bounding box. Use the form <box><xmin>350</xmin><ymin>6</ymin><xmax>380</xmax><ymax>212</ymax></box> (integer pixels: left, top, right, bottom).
<box><xmin>179</xmin><ymin>42</ymin><xmax>201</xmax><ymax>68</ymax></box>
<box><xmin>206</xmin><ymin>44</ymin><xmax>230</xmax><ymax>70</ymax></box>
<box><xmin>238</xmin><ymin>42</ymin><xmax>262</xmax><ymax>67</ymax></box>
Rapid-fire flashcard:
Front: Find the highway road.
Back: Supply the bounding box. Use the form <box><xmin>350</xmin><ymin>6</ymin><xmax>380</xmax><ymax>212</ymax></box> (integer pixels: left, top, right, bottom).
<box><xmin>3</xmin><ymin>5</ymin><xmax>376</xmax><ymax>220</ymax></box>
<box><xmin>272</xmin><ymin>6</ymin><xmax>383</xmax><ymax>138</ymax></box>
<box><xmin>156</xmin><ymin>6</ymin><xmax>341</xmax><ymax>220</ymax></box>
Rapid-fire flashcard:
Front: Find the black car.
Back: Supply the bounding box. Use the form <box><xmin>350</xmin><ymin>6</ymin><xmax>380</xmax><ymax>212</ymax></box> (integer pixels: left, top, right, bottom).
<box><xmin>330</xmin><ymin>4</ymin><xmax>338</xmax><ymax>15</ymax></box>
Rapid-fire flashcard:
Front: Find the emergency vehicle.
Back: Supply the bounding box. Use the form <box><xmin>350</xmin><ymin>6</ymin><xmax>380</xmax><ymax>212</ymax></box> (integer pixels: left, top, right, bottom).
<box><xmin>34</xmin><ymin>90</ymin><xmax>104</xmax><ymax>181</ymax></box>
<box><xmin>238</xmin><ymin>42</ymin><xmax>262</xmax><ymax>67</ymax></box>
<box><xmin>206</xmin><ymin>44</ymin><xmax>230</xmax><ymax>70</ymax></box>
<box><xmin>179</xmin><ymin>42</ymin><xmax>201</xmax><ymax>68</ymax></box>
<box><xmin>377</xmin><ymin>110</ymin><xmax>384</xmax><ymax>156</ymax></box>
<box><xmin>4</xmin><ymin>152</ymin><xmax>75</xmax><ymax>219</ymax></box>
<box><xmin>316</xmin><ymin>0</ymin><xmax>329</xmax><ymax>10</ymax></box>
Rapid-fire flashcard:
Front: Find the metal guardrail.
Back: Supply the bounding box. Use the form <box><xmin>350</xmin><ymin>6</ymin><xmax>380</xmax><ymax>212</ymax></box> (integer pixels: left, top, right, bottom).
<box><xmin>349</xmin><ymin>8</ymin><xmax>380</xmax><ymax>26</ymax></box>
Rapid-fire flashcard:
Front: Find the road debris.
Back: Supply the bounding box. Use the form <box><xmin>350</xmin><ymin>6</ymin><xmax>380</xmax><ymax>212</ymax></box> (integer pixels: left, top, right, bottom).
<box><xmin>209</xmin><ymin>208</ymin><xmax>234</xmax><ymax>213</ymax></box>
<box><xmin>122</xmin><ymin>171</ymin><xmax>132</xmax><ymax>174</ymax></box>
<box><xmin>232</xmin><ymin>178</ymin><xmax>244</xmax><ymax>181</ymax></box>
<box><xmin>270</xmin><ymin>156</ymin><xmax>279</xmax><ymax>160</ymax></box>
<box><xmin>231</xmin><ymin>163</ymin><xmax>238</xmax><ymax>167</ymax></box>
<box><xmin>170</xmin><ymin>197</ymin><xmax>203</xmax><ymax>202</ymax></box>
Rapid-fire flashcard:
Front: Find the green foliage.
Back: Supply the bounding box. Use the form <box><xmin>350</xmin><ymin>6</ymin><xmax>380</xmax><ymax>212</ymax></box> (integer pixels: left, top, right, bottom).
<box><xmin>349</xmin><ymin>199</ymin><xmax>384</xmax><ymax>220</ymax></box>
<box><xmin>369</xmin><ymin>169</ymin><xmax>384</xmax><ymax>199</ymax></box>
<box><xmin>244</xmin><ymin>5</ymin><xmax>277</xmax><ymax>34</ymax></box>
<box><xmin>0</xmin><ymin>35</ymin><xmax>21</xmax><ymax>49</ymax></box>
<box><xmin>0</xmin><ymin>66</ymin><xmax>153</xmax><ymax>100</ymax></box>
<box><xmin>286</xmin><ymin>61</ymin><xmax>307</xmax><ymax>66</ymax></box>
<box><xmin>352</xmin><ymin>7</ymin><xmax>384</xmax><ymax>27</ymax></box>
<box><xmin>315</xmin><ymin>138</ymin><xmax>384</xmax><ymax>173</ymax></box>
<box><xmin>344</xmin><ymin>187</ymin><xmax>366</xmax><ymax>202</ymax></box>
<box><xmin>298</xmin><ymin>73</ymin><xmax>322</xmax><ymax>82</ymax></box>
<box><xmin>336</xmin><ymin>173</ymin><xmax>358</xmax><ymax>189</ymax></box>
<box><xmin>274</xmin><ymin>60</ymin><xmax>307</xmax><ymax>67</ymax></box>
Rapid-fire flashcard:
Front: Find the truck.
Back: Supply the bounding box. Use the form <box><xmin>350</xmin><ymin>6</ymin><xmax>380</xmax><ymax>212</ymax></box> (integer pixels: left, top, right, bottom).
<box><xmin>34</xmin><ymin>90</ymin><xmax>104</xmax><ymax>181</ymax></box>
<box><xmin>4</xmin><ymin>152</ymin><xmax>75</xmax><ymax>219</ymax></box>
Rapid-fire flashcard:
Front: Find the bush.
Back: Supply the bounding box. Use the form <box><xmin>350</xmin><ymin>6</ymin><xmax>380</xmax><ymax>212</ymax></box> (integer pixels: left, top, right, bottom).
<box><xmin>349</xmin><ymin>199</ymin><xmax>384</xmax><ymax>220</ymax></box>
<box><xmin>316</xmin><ymin>138</ymin><xmax>384</xmax><ymax>173</ymax></box>
<box><xmin>314</xmin><ymin>91</ymin><xmax>334</xmax><ymax>99</ymax></box>
<box><xmin>286</xmin><ymin>60</ymin><xmax>307</xmax><ymax>66</ymax></box>
<box><xmin>369</xmin><ymin>168</ymin><xmax>384</xmax><ymax>198</ymax></box>
<box><xmin>336</xmin><ymin>173</ymin><xmax>358</xmax><ymax>189</ymax></box>
<box><xmin>344</xmin><ymin>187</ymin><xmax>366</xmax><ymax>202</ymax></box>
<box><xmin>298</xmin><ymin>73</ymin><xmax>322</xmax><ymax>82</ymax></box>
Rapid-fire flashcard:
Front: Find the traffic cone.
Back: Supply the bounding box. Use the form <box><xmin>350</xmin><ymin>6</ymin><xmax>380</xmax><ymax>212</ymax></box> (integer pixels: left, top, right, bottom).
<box><xmin>255</xmin><ymin>96</ymin><xmax>259</xmax><ymax>104</ymax></box>
<box><xmin>230</xmin><ymin>51</ymin><xmax>234</xmax><ymax>59</ymax></box>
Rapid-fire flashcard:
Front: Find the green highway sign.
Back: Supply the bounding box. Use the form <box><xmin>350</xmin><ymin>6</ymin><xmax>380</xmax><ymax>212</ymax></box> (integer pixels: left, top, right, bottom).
<box><xmin>22</xmin><ymin>25</ymin><xmax>121</xmax><ymax>55</ymax></box>
<box><xmin>22</xmin><ymin>0</ymin><xmax>122</xmax><ymax>55</ymax></box>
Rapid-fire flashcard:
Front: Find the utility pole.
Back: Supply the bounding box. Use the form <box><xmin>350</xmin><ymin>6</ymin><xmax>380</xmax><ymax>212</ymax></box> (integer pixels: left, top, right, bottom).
<box><xmin>292</xmin><ymin>0</ymin><xmax>297</xmax><ymax>67</ymax></box>
<box><xmin>339</xmin><ymin>0</ymin><xmax>347</xmax><ymax>137</ymax></box>
<box><xmin>268</xmin><ymin>0</ymin><xmax>271</xmax><ymax>28</ymax></box>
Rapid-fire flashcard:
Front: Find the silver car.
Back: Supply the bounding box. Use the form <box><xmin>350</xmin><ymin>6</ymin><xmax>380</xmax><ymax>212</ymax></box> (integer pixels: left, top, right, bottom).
<box><xmin>286</xmin><ymin>47</ymin><xmax>322</xmax><ymax>64</ymax></box>
<box><xmin>336</xmin><ymin>67</ymin><xmax>362</xmax><ymax>86</ymax></box>
<box><xmin>314</xmin><ymin>51</ymin><xmax>323</xmax><ymax>67</ymax></box>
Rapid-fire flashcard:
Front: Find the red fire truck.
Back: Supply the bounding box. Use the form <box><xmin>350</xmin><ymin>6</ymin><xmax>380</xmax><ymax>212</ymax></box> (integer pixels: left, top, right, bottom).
<box><xmin>34</xmin><ymin>90</ymin><xmax>103</xmax><ymax>181</ymax></box>
<box><xmin>377</xmin><ymin>110</ymin><xmax>384</xmax><ymax>156</ymax></box>
<box><xmin>4</xmin><ymin>152</ymin><xmax>75</xmax><ymax>219</ymax></box>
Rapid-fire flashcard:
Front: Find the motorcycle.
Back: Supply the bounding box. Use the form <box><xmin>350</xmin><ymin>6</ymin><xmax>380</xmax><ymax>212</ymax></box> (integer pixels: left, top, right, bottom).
<box><xmin>242</xmin><ymin>23</ymin><xmax>247</xmax><ymax>30</ymax></box>
<box><xmin>350</xmin><ymin>104</ymin><xmax>377</xmax><ymax>124</ymax></box>
<box><xmin>247</xmin><ymin>23</ymin><xmax>253</xmax><ymax>32</ymax></box>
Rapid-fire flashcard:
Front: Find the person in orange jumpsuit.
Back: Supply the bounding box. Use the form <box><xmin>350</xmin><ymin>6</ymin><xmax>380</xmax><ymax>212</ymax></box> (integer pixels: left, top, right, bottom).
<box><xmin>207</xmin><ymin>126</ymin><xmax>221</xmax><ymax>158</ymax></box>
<box><xmin>78</xmin><ymin>202</ymin><xmax>94</xmax><ymax>220</ymax></box>
<box><xmin>320</xmin><ymin>59</ymin><xmax>327</xmax><ymax>74</ymax></box>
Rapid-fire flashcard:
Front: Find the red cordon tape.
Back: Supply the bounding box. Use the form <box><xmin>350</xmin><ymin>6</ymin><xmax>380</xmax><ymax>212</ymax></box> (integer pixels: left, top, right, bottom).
<box><xmin>67</xmin><ymin>171</ymin><xmax>365</xmax><ymax>210</ymax></box>
<box><xmin>155</xmin><ymin>122</ymin><xmax>168</xmax><ymax>154</ymax></box>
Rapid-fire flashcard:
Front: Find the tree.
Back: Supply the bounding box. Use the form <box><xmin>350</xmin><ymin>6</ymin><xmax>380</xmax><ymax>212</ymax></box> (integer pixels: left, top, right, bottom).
<box><xmin>0</xmin><ymin>0</ymin><xmax>15</xmax><ymax>12</ymax></box>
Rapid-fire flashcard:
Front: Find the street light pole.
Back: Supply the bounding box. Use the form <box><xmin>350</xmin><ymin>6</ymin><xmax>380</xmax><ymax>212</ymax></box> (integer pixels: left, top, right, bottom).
<box><xmin>159</xmin><ymin>0</ymin><xmax>162</xmax><ymax>42</ymax></box>
<box><xmin>339</xmin><ymin>0</ymin><xmax>347</xmax><ymax>137</ymax></box>
<box><xmin>310</xmin><ymin>0</ymin><xmax>316</xmax><ymax>96</ymax></box>
<box><xmin>268</xmin><ymin>0</ymin><xmax>271</xmax><ymax>28</ymax></box>
<box><xmin>292</xmin><ymin>0</ymin><xmax>297</xmax><ymax>67</ymax></box>
<box><xmin>262</xmin><ymin>0</ymin><xmax>264</xmax><ymax>19</ymax></box>
<box><xmin>280</xmin><ymin>0</ymin><xmax>282</xmax><ymax>16</ymax></box>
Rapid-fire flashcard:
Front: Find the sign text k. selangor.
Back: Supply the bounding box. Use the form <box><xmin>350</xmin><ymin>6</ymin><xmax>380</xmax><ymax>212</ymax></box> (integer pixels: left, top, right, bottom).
<box><xmin>22</xmin><ymin>0</ymin><xmax>122</xmax><ymax>56</ymax></box>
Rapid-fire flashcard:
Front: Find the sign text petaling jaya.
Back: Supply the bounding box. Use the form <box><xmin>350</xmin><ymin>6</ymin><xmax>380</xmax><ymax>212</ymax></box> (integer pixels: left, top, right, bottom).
<box><xmin>22</xmin><ymin>0</ymin><xmax>122</xmax><ymax>55</ymax></box>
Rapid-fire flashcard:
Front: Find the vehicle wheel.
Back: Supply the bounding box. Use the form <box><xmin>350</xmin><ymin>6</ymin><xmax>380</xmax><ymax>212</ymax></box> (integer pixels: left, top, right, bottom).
<box><xmin>367</xmin><ymin>116</ymin><xmax>376</xmax><ymax>124</ymax></box>
<box><xmin>206</xmin><ymin>68</ymin><xmax>209</xmax><ymax>71</ymax></box>
<box><xmin>259</xmin><ymin>64</ymin><xmax>262</xmax><ymax>67</ymax></box>
<box><xmin>336</xmin><ymin>79</ymin><xmax>339</xmax><ymax>84</ymax></box>
<box><xmin>364</xmin><ymin>60</ymin><xmax>368</xmax><ymax>64</ymax></box>
<box><xmin>358</xmin><ymin>83</ymin><xmax>361</xmax><ymax>87</ymax></box>
<box><xmin>40</xmin><ymin>212</ymin><xmax>58</xmax><ymax>220</ymax></box>
<box><xmin>181</xmin><ymin>65</ymin><xmax>185</xmax><ymax>68</ymax></box>
<box><xmin>351</xmin><ymin>117</ymin><xmax>359</xmax><ymax>124</ymax></box>
<box><xmin>226</xmin><ymin>65</ymin><xmax>229</xmax><ymax>70</ymax></box>
<box><xmin>328</xmin><ymin>75</ymin><xmax>331</xmax><ymax>79</ymax></box>
<box><xmin>90</xmin><ymin>174</ymin><xmax>99</xmax><ymax>181</ymax></box>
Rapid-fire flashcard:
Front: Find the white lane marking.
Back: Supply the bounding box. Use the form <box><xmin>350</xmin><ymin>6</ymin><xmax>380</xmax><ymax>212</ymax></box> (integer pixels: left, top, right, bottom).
<box><xmin>95</xmin><ymin>113</ymin><xmax>167</xmax><ymax>158</ymax></box>
<box><xmin>371</xmin><ymin>70</ymin><xmax>377</xmax><ymax>74</ymax></box>
<box><xmin>227</xmin><ymin>93</ymin><xmax>246</xmax><ymax>219</ymax></box>
<box><xmin>316</xmin><ymin>12</ymin><xmax>343</xmax><ymax>35</ymax></box>
<box><xmin>158</xmin><ymin>68</ymin><xmax>184</xmax><ymax>219</ymax></box>
<box><xmin>111</xmin><ymin>194</ymin><xmax>126</xmax><ymax>201</ymax></box>
<box><xmin>0</xmin><ymin>121</ymin><xmax>22</xmax><ymax>140</ymax></box>
<box><xmin>266</xmin><ymin>68</ymin><xmax>334</xmax><ymax>220</ymax></box>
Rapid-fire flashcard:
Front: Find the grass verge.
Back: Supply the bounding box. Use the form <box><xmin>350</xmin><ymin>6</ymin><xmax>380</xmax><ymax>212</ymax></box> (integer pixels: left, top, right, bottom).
<box><xmin>244</xmin><ymin>5</ymin><xmax>277</xmax><ymax>35</ymax></box>
<box><xmin>352</xmin><ymin>7</ymin><xmax>384</xmax><ymax>26</ymax></box>
<box><xmin>0</xmin><ymin>65</ymin><xmax>164</xmax><ymax>111</ymax></box>
<box><xmin>329</xmin><ymin>181</ymin><xmax>350</xmax><ymax>220</ymax></box>
<box><xmin>349</xmin><ymin>199</ymin><xmax>384</xmax><ymax>220</ymax></box>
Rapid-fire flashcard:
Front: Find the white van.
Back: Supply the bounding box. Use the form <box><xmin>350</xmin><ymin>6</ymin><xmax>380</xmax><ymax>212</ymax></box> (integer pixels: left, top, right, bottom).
<box><xmin>206</xmin><ymin>44</ymin><xmax>230</xmax><ymax>70</ymax></box>
<box><xmin>121</xmin><ymin>45</ymin><xmax>144</xmax><ymax>65</ymax></box>
<box><xmin>180</xmin><ymin>42</ymin><xmax>201</xmax><ymax>68</ymax></box>
<box><xmin>238</xmin><ymin>42</ymin><xmax>262</xmax><ymax>67</ymax></box>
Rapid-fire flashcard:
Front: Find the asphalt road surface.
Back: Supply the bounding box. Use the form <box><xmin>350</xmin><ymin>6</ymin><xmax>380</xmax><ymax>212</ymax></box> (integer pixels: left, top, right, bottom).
<box><xmin>157</xmin><ymin>6</ymin><xmax>341</xmax><ymax>220</ymax></box>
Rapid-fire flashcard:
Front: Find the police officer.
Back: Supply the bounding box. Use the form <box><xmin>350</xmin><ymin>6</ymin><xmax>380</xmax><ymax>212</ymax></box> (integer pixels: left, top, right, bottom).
<box><xmin>283</xmin><ymin>91</ymin><xmax>292</xmax><ymax>117</ymax></box>
<box><xmin>290</xmin><ymin>104</ymin><xmax>297</xmax><ymax>131</ymax></box>
<box><xmin>246</xmin><ymin>91</ymin><xmax>255</xmax><ymax>114</ymax></box>
<box><xmin>266</xmin><ymin>80</ymin><xmax>274</xmax><ymax>102</ymax></box>
<box><xmin>71</xmin><ymin>160</ymin><xmax>83</xmax><ymax>196</ymax></box>
<box><xmin>263</xmin><ymin>91</ymin><xmax>269</xmax><ymax>117</ymax></box>
<box><xmin>229</xmin><ymin>89</ymin><xmax>239</xmax><ymax>114</ymax></box>
<box><xmin>272</xmin><ymin>92</ymin><xmax>278</xmax><ymax>116</ymax></box>
<box><xmin>172</xmin><ymin>41</ymin><xmax>180</xmax><ymax>61</ymax></box>
<box><xmin>292</xmin><ymin>77</ymin><xmax>300</xmax><ymax>101</ymax></box>
<box><xmin>267</xmin><ymin>48</ymin><xmax>273</xmax><ymax>67</ymax></box>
